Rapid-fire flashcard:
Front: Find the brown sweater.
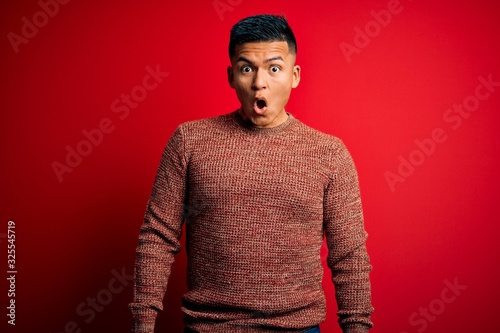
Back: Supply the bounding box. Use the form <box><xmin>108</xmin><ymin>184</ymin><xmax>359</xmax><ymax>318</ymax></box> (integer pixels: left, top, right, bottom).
<box><xmin>129</xmin><ymin>111</ymin><xmax>373</xmax><ymax>333</ymax></box>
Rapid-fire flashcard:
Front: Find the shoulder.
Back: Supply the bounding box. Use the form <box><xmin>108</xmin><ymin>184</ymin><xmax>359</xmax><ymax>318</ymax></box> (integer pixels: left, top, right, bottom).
<box><xmin>292</xmin><ymin>118</ymin><xmax>347</xmax><ymax>154</ymax></box>
<box><xmin>168</xmin><ymin>113</ymin><xmax>236</xmax><ymax>157</ymax></box>
<box><xmin>292</xmin><ymin>120</ymin><xmax>359</xmax><ymax>181</ymax></box>
<box><xmin>177</xmin><ymin>112</ymin><xmax>234</xmax><ymax>136</ymax></box>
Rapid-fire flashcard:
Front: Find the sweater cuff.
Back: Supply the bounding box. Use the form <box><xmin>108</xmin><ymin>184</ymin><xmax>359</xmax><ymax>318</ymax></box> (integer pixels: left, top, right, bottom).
<box><xmin>131</xmin><ymin>307</ymin><xmax>158</xmax><ymax>333</ymax></box>
<box><xmin>342</xmin><ymin>323</ymin><xmax>371</xmax><ymax>333</ymax></box>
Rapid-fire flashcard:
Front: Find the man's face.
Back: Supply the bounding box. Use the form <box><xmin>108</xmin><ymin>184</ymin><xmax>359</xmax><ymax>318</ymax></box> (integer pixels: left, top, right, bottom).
<box><xmin>227</xmin><ymin>41</ymin><xmax>300</xmax><ymax>128</ymax></box>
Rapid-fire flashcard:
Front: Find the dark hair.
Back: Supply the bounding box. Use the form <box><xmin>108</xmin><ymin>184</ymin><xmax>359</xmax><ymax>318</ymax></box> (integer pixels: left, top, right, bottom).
<box><xmin>228</xmin><ymin>14</ymin><xmax>297</xmax><ymax>58</ymax></box>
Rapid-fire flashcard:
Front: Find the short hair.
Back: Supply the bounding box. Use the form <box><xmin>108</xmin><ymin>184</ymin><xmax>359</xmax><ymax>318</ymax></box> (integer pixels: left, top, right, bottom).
<box><xmin>228</xmin><ymin>14</ymin><xmax>297</xmax><ymax>58</ymax></box>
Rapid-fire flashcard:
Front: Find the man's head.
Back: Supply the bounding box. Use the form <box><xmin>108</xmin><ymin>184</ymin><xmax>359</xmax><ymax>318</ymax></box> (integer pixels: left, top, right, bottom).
<box><xmin>227</xmin><ymin>14</ymin><xmax>301</xmax><ymax>128</ymax></box>
<box><xmin>228</xmin><ymin>14</ymin><xmax>297</xmax><ymax>59</ymax></box>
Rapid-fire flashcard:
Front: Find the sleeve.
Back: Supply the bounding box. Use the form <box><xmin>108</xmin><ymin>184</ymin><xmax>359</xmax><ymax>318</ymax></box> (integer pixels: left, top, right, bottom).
<box><xmin>129</xmin><ymin>125</ymin><xmax>188</xmax><ymax>333</ymax></box>
<box><xmin>323</xmin><ymin>139</ymin><xmax>374</xmax><ymax>333</ymax></box>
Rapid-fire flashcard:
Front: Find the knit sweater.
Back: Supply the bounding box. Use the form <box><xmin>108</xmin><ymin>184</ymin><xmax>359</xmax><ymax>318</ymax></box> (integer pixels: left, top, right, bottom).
<box><xmin>129</xmin><ymin>111</ymin><xmax>373</xmax><ymax>333</ymax></box>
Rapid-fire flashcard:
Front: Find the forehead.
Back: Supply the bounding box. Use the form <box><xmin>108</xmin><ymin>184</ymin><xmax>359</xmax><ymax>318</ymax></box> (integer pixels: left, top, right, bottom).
<box><xmin>233</xmin><ymin>41</ymin><xmax>291</xmax><ymax>60</ymax></box>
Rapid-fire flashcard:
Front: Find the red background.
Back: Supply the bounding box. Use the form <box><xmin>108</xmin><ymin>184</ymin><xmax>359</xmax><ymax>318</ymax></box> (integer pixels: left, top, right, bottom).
<box><xmin>1</xmin><ymin>0</ymin><xmax>499</xmax><ymax>332</ymax></box>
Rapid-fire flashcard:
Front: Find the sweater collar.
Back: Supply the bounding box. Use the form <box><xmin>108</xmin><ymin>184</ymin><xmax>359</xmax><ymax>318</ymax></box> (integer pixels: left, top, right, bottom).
<box><xmin>231</xmin><ymin>110</ymin><xmax>296</xmax><ymax>135</ymax></box>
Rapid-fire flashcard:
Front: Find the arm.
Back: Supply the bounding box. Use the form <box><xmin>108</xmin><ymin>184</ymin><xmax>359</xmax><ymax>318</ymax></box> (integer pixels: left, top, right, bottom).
<box><xmin>129</xmin><ymin>126</ymin><xmax>188</xmax><ymax>333</ymax></box>
<box><xmin>323</xmin><ymin>140</ymin><xmax>374</xmax><ymax>333</ymax></box>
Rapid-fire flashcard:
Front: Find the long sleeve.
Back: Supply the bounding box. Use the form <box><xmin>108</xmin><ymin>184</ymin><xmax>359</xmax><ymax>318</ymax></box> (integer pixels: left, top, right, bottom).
<box><xmin>129</xmin><ymin>126</ymin><xmax>188</xmax><ymax>333</ymax></box>
<box><xmin>129</xmin><ymin>112</ymin><xmax>373</xmax><ymax>332</ymax></box>
<box><xmin>323</xmin><ymin>140</ymin><xmax>374</xmax><ymax>333</ymax></box>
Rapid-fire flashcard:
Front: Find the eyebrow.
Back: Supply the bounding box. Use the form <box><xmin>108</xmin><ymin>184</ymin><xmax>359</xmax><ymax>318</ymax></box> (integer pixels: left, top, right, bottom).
<box><xmin>236</xmin><ymin>56</ymin><xmax>285</xmax><ymax>65</ymax></box>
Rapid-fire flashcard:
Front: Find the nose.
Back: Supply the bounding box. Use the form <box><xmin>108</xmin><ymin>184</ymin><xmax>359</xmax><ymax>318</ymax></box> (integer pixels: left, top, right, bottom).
<box><xmin>252</xmin><ymin>69</ymin><xmax>267</xmax><ymax>90</ymax></box>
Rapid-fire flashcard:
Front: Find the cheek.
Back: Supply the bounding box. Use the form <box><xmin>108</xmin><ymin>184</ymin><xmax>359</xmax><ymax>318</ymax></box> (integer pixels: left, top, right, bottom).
<box><xmin>234</xmin><ymin>83</ymin><xmax>247</xmax><ymax>95</ymax></box>
<box><xmin>234</xmin><ymin>79</ymin><xmax>253</xmax><ymax>94</ymax></box>
<box><xmin>273</xmin><ymin>73</ymin><xmax>293</xmax><ymax>86</ymax></box>
<box><xmin>233</xmin><ymin>85</ymin><xmax>251</xmax><ymax>103</ymax></box>
<box><xmin>274</xmin><ymin>78</ymin><xmax>293</xmax><ymax>95</ymax></box>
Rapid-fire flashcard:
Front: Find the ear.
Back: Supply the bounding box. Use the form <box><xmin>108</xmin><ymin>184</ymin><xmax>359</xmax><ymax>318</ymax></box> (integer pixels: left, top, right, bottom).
<box><xmin>292</xmin><ymin>65</ymin><xmax>301</xmax><ymax>88</ymax></box>
<box><xmin>227</xmin><ymin>66</ymin><xmax>235</xmax><ymax>88</ymax></box>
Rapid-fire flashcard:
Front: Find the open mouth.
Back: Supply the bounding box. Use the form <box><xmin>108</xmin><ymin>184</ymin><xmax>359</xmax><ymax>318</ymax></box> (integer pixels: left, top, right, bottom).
<box><xmin>256</xmin><ymin>99</ymin><xmax>267</xmax><ymax>109</ymax></box>
<box><xmin>254</xmin><ymin>98</ymin><xmax>268</xmax><ymax>114</ymax></box>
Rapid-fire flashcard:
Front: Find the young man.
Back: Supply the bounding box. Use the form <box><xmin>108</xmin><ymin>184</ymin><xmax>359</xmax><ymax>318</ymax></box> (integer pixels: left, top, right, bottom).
<box><xmin>130</xmin><ymin>14</ymin><xmax>373</xmax><ymax>333</ymax></box>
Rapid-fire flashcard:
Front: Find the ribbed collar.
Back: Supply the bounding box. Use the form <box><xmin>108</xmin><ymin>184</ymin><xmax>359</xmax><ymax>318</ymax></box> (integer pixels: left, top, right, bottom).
<box><xmin>231</xmin><ymin>110</ymin><xmax>297</xmax><ymax>136</ymax></box>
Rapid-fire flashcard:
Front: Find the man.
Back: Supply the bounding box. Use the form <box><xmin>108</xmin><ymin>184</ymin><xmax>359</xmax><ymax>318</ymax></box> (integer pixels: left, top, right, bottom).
<box><xmin>129</xmin><ymin>14</ymin><xmax>373</xmax><ymax>333</ymax></box>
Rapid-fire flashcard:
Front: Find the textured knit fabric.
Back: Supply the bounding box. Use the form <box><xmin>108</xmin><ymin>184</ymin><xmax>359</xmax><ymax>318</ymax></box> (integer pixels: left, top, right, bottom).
<box><xmin>129</xmin><ymin>111</ymin><xmax>373</xmax><ymax>333</ymax></box>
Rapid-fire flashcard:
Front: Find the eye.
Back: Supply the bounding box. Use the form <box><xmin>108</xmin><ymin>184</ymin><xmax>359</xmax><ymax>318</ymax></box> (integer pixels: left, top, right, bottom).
<box><xmin>241</xmin><ymin>66</ymin><xmax>252</xmax><ymax>73</ymax></box>
<box><xmin>270</xmin><ymin>65</ymin><xmax>281</xmax><ymax>73</ymax></box>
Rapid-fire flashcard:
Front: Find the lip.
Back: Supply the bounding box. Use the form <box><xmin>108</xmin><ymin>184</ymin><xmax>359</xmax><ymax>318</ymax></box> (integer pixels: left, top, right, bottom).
<box><xmin>253</xmin><ymin>96</ymin><xmax>268</xmax><ymax>115</ymax></box>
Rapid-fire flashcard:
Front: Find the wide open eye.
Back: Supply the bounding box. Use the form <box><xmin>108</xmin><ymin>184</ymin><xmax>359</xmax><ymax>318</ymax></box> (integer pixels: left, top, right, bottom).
<box><xmin>241</xmin><ymin>66</ymin><xmax>252</xmax><ymax>73</ymax></box>
<box><xmin>270</xmin><ymin>65</ymin><xmax>281</xmax><ymax>73</ymax></box>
